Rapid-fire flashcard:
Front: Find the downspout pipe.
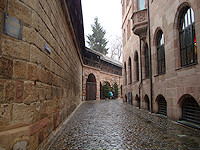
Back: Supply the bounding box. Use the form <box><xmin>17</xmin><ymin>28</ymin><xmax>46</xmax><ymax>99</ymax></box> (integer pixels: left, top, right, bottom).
<box><xmin>139</xmin><ymin>38</ymin><xmax>142</xmax><ymax>109</ymax></box>
<box><xmin>147</xmin><ymin>0</ymin><xmax>153</xmax><ymax>113</ymax></box>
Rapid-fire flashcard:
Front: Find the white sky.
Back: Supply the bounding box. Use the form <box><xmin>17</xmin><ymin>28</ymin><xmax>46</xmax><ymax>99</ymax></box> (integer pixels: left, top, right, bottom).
<box><xmin>81</xmin><ymin>0</ymin><xmax>122</xmax><ymax>56</ymax></box>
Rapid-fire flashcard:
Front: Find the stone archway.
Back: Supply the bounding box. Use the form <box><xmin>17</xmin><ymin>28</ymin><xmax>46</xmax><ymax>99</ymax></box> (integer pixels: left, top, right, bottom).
<box><xmin>178</xmin><ymin>94</ymin><xmax>200</xmax><ymax>125</ymax></box>
<box><xmin>86</xmin><ymin>74</ymin><xmax>96</xmax><ymax>100</ymax></box>
<box><xmin>156</xmin><ymin>94</ymin><xmax>167</xmax><ymax>116</ymax></box>
<box><xmin>144</xmin><ymin>94</ymin><xmax>150</xmax><ymax>111</ymax></box>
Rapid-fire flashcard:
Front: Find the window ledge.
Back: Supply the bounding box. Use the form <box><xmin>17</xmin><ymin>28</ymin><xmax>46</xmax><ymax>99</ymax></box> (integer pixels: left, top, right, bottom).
<box><xmin>175</xmin><ymin>62</ymin><xmax>198</xmax><ymax>71</ymax></box>
<box><xmin>154</xmin><ymin>72</ymin><xmax>166</xmax><ymax>77</ymax></box>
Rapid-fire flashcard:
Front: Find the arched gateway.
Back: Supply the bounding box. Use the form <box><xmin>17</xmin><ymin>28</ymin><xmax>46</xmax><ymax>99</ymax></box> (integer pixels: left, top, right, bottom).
<box><xmin>86</xmin><ymin>74</ymin><xmax>97</xmax><ymax>100</ymax></box>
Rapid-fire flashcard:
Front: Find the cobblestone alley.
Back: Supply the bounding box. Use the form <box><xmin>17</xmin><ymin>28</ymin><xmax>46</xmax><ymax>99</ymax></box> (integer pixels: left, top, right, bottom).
<box><xmin>45</xmin><ymin>100</ymin><xmax>200</xmax><ymax>149</ymax></box>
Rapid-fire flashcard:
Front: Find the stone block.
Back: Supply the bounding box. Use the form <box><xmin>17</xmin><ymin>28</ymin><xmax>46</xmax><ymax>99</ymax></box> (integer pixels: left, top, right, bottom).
<box><xmin>4</xmin><ymin>80</ymin><xmax>15</xmax><ymax>103</ymax></box>
<box><xmin>0</xmin><ymin>56</ymin><xmax>13</xmax><ymax>79</ymax></box>
<box><xmin>30</xmin><ymin>44</ymin><xmax>42</xmax><ymax>65</ymax></box>
<box><xmin>0</xmin><ymin>0</ymin><xmax>7</xmax><ymax>10</ymax></box>
<box><xmin>27</xmin><ymin>63</ymin><xmax>37</xmax><ymax>81</ymax></box>
<box><xmin>0</xmin><ymin>80</ymin><xmax>4</xmax><ymax>102</ymax></box>
<box><xmin>24</xmin><ymin>81</ymin><xmax>38</xmax><ymax>104</ymax></box>
<box><xmin>13</xmin><ymin>141</ymin><xmax>28</xmax><ymax>150</ymax></box>
<box><xmin>13</xmin><ymin>60</ymin><xmax>27</xmax><ymax>79</ymax></box>
<box><xmin>2</xmin><ymin>37</ymin><xmax>30</xmax><ymax>61</ymax></box>
<box><xmin>7</xmin><ymin>0</ymin><xmax>32</xmax><ymax>26</ymax></box>
<box><xmin>29</xmin><ymin>118</ymin><xmax>47</xmax><ymax>136</ymax></box>
<box><xmin>0</xmin><ymin>104</ymin><xmax>11</xmax><ymax>126</ymax></box>
<box><xmin>12</xmin><ymin>103</ymin><xmax>35</xmax><ymax>124</ymax></box>
<box><xmin>15</xmin><ymin>81</ymin><xmax>24</xmax><ymax>103</ymax></box>
<box><xmin>23</xmin><ymin>26</ymin><xmax>37</xmax><ymax>45</ymax></box>
<box><xmin>38</xmin><ymin>129</ymin><xmax>44</xmax><ymax>145</ymax></box>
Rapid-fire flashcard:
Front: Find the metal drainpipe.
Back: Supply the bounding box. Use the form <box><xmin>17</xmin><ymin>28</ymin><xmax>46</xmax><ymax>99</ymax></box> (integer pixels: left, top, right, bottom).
<box><xmin>147</xmin><ymin>0</ymin><xmax>153</xmax><ymax>113</ymax></box>
<box><xmin>139</xmin><ymin>38</ymin><xmax>142</xmax><ymax>109</ymax></box>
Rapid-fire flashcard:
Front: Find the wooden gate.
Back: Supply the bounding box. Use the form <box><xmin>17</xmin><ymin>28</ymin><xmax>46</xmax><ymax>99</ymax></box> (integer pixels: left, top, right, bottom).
<box><xmin>158</xmin><ymin>97</ymin><xmax>167</xmax><ymax>116</ymax></box>
<box><xmin>86</xmin><ymin>82</ymin><xmax>96</xmax><ymax>100</ymax></box>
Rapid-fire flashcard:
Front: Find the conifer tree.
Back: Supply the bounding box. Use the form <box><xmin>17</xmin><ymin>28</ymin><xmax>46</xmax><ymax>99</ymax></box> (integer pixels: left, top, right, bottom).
<box><xmin>87</xmin><ymin>17</ymin><xmax>108</xmax><ymax>55</ymax></box>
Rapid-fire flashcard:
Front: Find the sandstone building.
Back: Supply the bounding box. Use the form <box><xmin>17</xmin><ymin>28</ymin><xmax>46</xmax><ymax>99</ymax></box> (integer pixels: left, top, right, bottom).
<box><xmin>122</xmin><ymin>0</ymin><xmax>200</xmax><ymax>128</ymax></box>
<box><xmin>83</xmin><ymin>47</ymin><xmax>122</xmax><ymax>101</ymax></box>
<box><xmin>0</xmin><ymin>0</ymin><xmax>84</xmax><ymax>149</ymax></box>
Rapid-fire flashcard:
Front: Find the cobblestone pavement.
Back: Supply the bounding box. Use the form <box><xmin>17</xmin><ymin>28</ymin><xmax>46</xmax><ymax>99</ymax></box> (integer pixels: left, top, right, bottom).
<box><xmin>45</xmin><ymin>99</ymin><xmax>200</xmax><ymax>149</ymax></box>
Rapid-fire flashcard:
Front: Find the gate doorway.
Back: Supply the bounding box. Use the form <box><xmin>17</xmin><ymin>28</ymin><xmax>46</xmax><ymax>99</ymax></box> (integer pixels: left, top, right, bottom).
<box><xmin>86</xmin><ymin>74</ymin><xmax>96</xmax><ymax>101</ymax></box>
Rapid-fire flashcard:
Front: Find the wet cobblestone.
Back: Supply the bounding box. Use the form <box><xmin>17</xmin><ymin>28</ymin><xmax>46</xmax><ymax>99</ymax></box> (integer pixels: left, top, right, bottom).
<box><xmin>45</xmin><ymin>99</ymin><xmax>200</xmax><ymax>149</ymax></box>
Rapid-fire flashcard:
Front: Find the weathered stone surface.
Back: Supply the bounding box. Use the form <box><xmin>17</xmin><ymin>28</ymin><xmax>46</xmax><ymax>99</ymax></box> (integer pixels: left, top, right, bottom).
<box><xmin>0</xmin><ymin>57</ymin><xmax>13</xmax><ymax>79</ymax></box>
<box><xmin>13</xmin><ymin>60</ymin><xmax>26</xmax><ymax>79</ymax></box>
<box><xmin>24</xmin><ymin>81</ymin><xmax>38</xmax><ymax>104</ymax></box>
<box><xmin>27</xmin><ymin>63</ymin><xmax>37</xmax><ymax>81</ymax></box>
<box><xmin>23</xmin><ymin>26</ymin><xmax>37</xmax><ymax>44</ymax></box>
<box><xmin>4</xmin><ymin>80</ymin><xmax>15</xmax><ymax>103</ymax></box>
<box><xmin>0</xmin><ymin>0</ymin><xmax>7</xmax><ymax>10</ymax></box>
<box><xmin>0</xmin><ymin>104</ymin><xmax>11</xmax><ymax>126</ymax></box>
<box><xmin>7</xmin><ymin>0</ymin><xmax>32</xmax><ymax>26</ymax></box>
<box><xmin>2</xmin><ymin>37</ymin><xmax>30</xmax><ymax>61</ymax></box>
<box><xmin>12</xmin><ymin>103</ymin><xmax>35</xmax><ymax>124</ymax></box>
<box><xmin>0</xmin><ymin>80</ymin><xmax>4</xmax><ymax>102</ymax></box>
<box><xmin>29</xmin><ymin>118</ymin><xmax>47</xmax><ymax>136</ymax></box>
<box><xmin>13</xmin><ymin>141</ymin><xmax>28</xmax><ymax>150</ymax></box>
<box><xmin>15</xmin><ymin>81</ymin><xmax>24</xmax><ymax>103</ymax></box>
<box><xmin>38</xmin><ymin>129</ymin><xmax>44</xmax><ymax>145</ymax></box>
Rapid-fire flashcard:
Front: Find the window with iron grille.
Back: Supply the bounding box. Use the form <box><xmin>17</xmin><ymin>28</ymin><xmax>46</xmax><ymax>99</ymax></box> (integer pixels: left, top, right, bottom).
<box><xmin>179</xmin><ymin>7</ymin><xmax>197</xmax><ymax>67</ymax></box>
<box><xmin>145</xmin><ymin>44</ymin><xmax>149</xmax><ymax>78</ymax></box>
<box><xmin>157</xmin><ymin>30</ymin><xmax>165</xmax><ymax>74</ymax></box>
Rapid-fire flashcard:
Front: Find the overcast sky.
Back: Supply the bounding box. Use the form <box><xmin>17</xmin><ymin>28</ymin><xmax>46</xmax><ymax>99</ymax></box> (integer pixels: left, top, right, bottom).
<box><xmin>81</xmin><ymin>0</ymin><xmax>122</xmax><ymax>54</ymax></box>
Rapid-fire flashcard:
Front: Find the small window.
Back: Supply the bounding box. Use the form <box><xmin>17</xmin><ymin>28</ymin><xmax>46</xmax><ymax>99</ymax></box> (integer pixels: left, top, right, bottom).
<box><xmin>157</xmin><ymin>30</ymin><xmax>165</xmax><ymax>74</ymax></box>
<box><xmin>138</xmin><ymin>0</ymin><xmax>145</xmax><ymax>10</ymax></box>
<box><xmin>145</xmin><ymin>44</ymin><xmax>149</xmax><ymax>78</ymax></box>
<box><xmin>179</xmin><ymin>7</ymin><xmax>197</xmax><ymax>66</ymax></box>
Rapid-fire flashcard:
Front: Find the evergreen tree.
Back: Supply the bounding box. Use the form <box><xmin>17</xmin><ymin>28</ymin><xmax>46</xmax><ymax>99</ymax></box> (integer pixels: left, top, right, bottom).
<box><xmin>113</xmin><ymin>82</ymin><xmax>119</xmax><ymax>99</ymax></box>
<box><xmin>87</xmin><ymin>17</ymin><xmax>109</xmax><ymax>55</ymax></box>
<box><xmin>103</xmin><ymin>81</ymin><xmax>111</xmax><ymax>98</ymax></box>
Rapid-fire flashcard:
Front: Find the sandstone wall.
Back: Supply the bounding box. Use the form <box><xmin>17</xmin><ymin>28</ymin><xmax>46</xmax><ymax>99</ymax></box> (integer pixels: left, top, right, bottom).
<box><xmin>83</xmin><ymin>65</ymin><xmax>122</xmax><ymax>101</ymax></box>
<box><xmin>0</xmin><ymin>0</ymin><xmax>82</xmax><ymax>149</ymax></box>
<box><xmin>122</xmin><ymin>0</ymin><xmax>200</xmax><ymax>121</ymax></box>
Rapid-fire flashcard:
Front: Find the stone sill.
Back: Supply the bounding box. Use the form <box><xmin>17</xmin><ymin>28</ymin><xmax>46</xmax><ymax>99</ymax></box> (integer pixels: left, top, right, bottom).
<box><xmin>178</xmin><ymin>120</ymin><xmax>200</xmax><ymax>130</ymax></box>
<box><xmin>154</xmin><ymin>72</ymin><xmax>166</xmax><ymax>77</ymax></box>
<box><xmin>175</xmin><ymin>62</ymin><xmax>198</xmax><ymax>71</ymax></box>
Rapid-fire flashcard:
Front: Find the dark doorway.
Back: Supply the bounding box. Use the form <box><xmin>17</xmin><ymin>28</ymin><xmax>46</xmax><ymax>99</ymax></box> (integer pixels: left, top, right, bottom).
<box><xmin>86</xmin><ymin>74</ymin><xmax>96</xmax><ymax>100</ymax></box>
<box><xmin>128</xmin><ymin>92</ymin><xmax>133</xmax><ymax>105</ymax></box>
<box><xmin>100</xmin><ymin>82</ymin><xmax>103</xmax><ymax>99</ymax></box>
<box><xmin>144</xmin><ymin>95</ymin><xmax>150</xmax><ymax>111</ymax></box>
<box><xmin>157</xmin><ymin>95</ymin><xmax>167</xmax><ymax>116</ymax></box>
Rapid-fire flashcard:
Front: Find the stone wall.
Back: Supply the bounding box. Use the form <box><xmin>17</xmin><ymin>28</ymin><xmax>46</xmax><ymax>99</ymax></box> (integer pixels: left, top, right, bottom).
<box><xmin>83</xmin><ymin>65</ymin><xmax>122</xmax><ymax>101</ymax></box>
<box><xmin>0</xmin><ymin>0</ymin><xmax>82</xmax><ymax>149</ymax></box>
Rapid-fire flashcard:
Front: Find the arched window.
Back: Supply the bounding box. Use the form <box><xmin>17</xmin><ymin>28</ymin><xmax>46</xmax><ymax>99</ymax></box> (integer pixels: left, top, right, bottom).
<box><xmin>138</xmin><ymin>0</ymin><xmax>145</xmax><ymax>10</ymax></box>
<box><xmin>157</xmin><ymin>30</ymin><xmax>165</xmax><ymax>74</ymax></box>
<box><xmin>134</xmin><ymin>51</ymin><xmax>139</xmax><ymax>81</ymax></box>
<box><xmin>128</xmin><ymin>57</ymin><xmax>132</xmax><ymax>83</ymax></box>
<box><xmin>179</xmin><ymin>7</ymin><xmax>197</xmax><ymax>66</ymax></box>
<box><xmin>145</xmin><ymin>44</ymin><xmax>149</xmax><ymax>78</ymax></box>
